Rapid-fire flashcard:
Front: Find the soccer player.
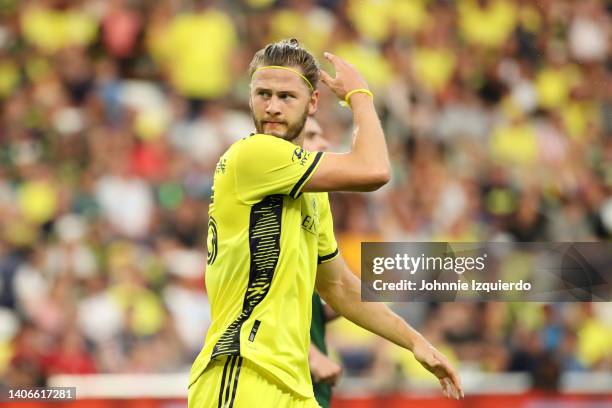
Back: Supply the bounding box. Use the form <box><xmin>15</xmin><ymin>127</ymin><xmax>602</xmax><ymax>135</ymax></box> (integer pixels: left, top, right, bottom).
<box><xmin>188</xmin><ymin>39</ymin><xmax>463</xmax><ymax>408</ymax></box>
<box><xmin>302</xmin><ymin>116</ymin><xmax>342</xmax><ymax>408</ymax></box>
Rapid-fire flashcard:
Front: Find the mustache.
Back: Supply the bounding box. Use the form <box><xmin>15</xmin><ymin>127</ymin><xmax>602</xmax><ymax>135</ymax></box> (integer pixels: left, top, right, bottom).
<box><xmin>261</xmin><ymin>119</ymin><xmax>287</xmax><ymax>124</ymax></box>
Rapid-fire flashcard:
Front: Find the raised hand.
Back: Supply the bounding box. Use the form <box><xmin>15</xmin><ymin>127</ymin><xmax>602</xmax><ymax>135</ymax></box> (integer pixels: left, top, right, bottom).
<box><xmin>319</xmin><ymin>52</ymin><xmax>370</xmax><ymax>101</ymax></box>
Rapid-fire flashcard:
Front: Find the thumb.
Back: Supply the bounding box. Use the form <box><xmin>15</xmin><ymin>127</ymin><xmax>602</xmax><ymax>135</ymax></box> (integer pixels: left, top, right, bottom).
<box><xmin>426</xmin><ymin>355</ymin><xmax>440</xmax><ymax>368</ymax></box>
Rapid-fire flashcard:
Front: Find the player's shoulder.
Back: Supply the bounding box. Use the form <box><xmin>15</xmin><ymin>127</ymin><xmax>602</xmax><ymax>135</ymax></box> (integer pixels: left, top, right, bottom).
<box><xmin>234</xmin><ymin>133</ymin><xmax>307</xmax><ymax>162</ymax></box>
<box><xmin>221</xmin><ymin>133</ymin><xmax>275</xmax><ymax>158</ymax></box>
<box><xmin>239</xmin><ymin>133</ymin><xmax>296</xmax><ymax>150</ymax></box>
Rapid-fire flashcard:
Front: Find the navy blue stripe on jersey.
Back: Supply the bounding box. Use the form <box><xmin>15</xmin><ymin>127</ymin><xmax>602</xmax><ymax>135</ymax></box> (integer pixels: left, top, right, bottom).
<box><xmin>228</xmin><ymin>357</ymin><xmax>243</xmax><ymax>408</ymax></box>
<box><xmin>217</xmin><ymin>356</ymin><xmax>234</xmax><ymax>408</ymax></box>
<box><xmin>211</xmin><ymin>195</ymin><xmax>283</xmax><ymax>358</ymax></box>
<box><xmin>224</xmin><ymin>356</ymin><xmax>238</xmax><ymax>405</ymax></box>
<box><xmin>290</xmin><ymin>151</ymin><xmax>323</xmax><ymax>199</ymax></box>
<box><xmin>318</xmin><ymin>248</ymin><xmax>339</xmax><ymax>264</ymax></box>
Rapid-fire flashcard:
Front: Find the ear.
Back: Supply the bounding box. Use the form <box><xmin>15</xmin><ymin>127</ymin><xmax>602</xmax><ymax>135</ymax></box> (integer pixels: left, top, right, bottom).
<box><xmin>308</xmin><ymin>90</ymin><xmax>319</xmax><ymax>116</ymax></box>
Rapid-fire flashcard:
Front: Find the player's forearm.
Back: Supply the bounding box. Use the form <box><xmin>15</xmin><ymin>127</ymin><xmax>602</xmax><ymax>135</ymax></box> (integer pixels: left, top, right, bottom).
<box><xmin>349</xmin><ymin>94</ymin><xmax>390</xmax><ymax>183</ymax></box>
<box><xmin>319</xmin><ymin>265</ymin><xmax>422</xmax><ymax>352</ymax></box>
<box><xmin>316</xmin><ymin>259</ymin><xmax>464</xmax><ymax>398</ymax></box>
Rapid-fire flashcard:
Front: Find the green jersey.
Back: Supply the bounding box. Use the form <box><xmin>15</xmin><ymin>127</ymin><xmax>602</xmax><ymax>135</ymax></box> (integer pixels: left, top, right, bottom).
<box><xmin>311</xmin><ymin>293</ymin><xmax>332</xmax><ymax>408</ymax></box>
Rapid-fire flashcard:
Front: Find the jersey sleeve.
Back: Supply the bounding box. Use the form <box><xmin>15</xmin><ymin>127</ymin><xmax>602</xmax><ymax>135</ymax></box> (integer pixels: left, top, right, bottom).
<box><xmin>234</xmin><ymin>134</ymin><xmax>324</xmax><ymax>203</ymax></box>
<box><xmin>316</xmin><ymin>193</ymin><xmax>339</xmax><ymax>264</ymax></box>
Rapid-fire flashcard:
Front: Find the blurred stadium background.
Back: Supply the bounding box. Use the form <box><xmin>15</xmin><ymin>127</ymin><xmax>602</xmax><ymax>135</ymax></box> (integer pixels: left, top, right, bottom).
<box><xmin>0</xmin><ymin>0</ymin><xmax>611</xmax><ymax>406</ymax></box>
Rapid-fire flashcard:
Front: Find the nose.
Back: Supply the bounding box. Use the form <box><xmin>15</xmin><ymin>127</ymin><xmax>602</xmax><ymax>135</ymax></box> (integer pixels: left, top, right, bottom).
<box><xmin>265</xmin><ymin>96</ymin><xmax>281</xmax><ymax>117</ymax></box>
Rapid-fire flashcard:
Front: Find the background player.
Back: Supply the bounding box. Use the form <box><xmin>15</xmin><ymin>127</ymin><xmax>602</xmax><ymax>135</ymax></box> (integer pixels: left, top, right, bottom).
<box><xmin>303</xmin><ymin>116</ymin><xmax>342</xmax><ymax>408</ymax></box>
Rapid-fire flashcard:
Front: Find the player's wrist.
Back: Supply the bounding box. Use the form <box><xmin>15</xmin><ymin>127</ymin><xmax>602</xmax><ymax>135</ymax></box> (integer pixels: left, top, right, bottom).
<box><xmin>348</xmin><ymin>91</ymin><xmax>373</xmax><ymax>105</ymax></box>
<box><xmin>340</xmin><ymin>88</ymin><xmax>373</xmax><ymax>109</ymax></box>
<box><xmin>408</xmin><ymin>331</ymin><xmax>429</xmax><ymax>352</ymax></box>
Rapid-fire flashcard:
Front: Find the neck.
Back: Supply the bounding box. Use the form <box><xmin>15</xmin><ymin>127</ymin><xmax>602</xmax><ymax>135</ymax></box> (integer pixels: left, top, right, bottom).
<box><xmin>292</xmin><ymin>133</ymin><xmax>305</xmax><ymax>147</ymax></box>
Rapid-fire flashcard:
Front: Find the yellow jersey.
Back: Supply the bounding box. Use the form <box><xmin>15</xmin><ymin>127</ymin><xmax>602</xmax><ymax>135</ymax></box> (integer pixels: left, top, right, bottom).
<box><xmin>189</xmin><ymin>134</ymin><xmax>339</xmax><ymax>398</ymax></box>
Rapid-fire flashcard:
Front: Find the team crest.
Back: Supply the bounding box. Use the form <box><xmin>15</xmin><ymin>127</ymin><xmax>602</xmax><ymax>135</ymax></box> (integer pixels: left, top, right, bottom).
<box><xmin>292</xmin><ymin>147</ymin><xmax>310</xmax><ymax>166</ymax></box>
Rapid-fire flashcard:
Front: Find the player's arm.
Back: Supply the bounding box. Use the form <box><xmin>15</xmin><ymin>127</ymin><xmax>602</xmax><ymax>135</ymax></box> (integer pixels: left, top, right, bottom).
<box><xmin>315</xmin><ymin>255</ymin><xmax>464</xmax><ymax>400</ymax></box>
<box><xmin>302</xmin><ymin>53</ymin><xmax>390</xmax><ymax>193</ymax></box>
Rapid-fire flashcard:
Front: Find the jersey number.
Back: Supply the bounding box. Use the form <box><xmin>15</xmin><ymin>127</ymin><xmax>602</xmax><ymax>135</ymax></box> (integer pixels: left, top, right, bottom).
<box><xmin>207</xmin><ymin>217</ymin><xmax>218</xmax><ymax>265</ymax></box>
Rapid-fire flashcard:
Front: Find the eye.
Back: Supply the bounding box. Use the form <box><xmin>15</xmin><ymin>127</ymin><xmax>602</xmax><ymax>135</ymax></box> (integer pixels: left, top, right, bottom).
<box><xmin>279</xmin><ymin>93</ymin><xmax>294</xmax><ymax>100</ymax></box>
<box><xmin>258</xmin><ymin>90</ymin><xmax>271</xmax><ymax>97</ymax></box>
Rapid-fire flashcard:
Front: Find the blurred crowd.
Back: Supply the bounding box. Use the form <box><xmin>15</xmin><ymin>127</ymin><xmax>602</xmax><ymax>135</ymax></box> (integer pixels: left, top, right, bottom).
<box><xmin>0</xmin><ymin>0</ymin><xmax>611</xmax><ymax>391</ymax></box>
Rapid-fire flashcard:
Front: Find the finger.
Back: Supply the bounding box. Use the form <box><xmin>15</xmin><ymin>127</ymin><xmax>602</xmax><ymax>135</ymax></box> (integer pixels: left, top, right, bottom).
<box><xmin>443</xmin><ymin>378</ymin><xmax>454</xmax><ymax>399</ymax></box>
<box><xmin>446</xmin><ymin>366</ymin><xmax>463</xmax><ymax>398</ymax></box>
<box><xmin>449</xmin><ymin>378</ymin><xmax>461</xmax><ymax>400</ymax></box>
<box><xmin>436</xmin><ymin>354</ymin><xmax>462</xmax><ymax>395</ymax></box>
<box><xmin>451</xmin><ymin>378</ymin><xmax>463</xmax><ymax>400</ymax></box>
<box><xmin>439</xmin><ymin>379</ymin><xmax>448</xmax><ymax>398</ymax></box>
<box><xmin>324</xmin><ymin>374</ymin><xmax>337</xmax><ymax>386</ymax></box>
<box><xmin>442</xmin><ymin>378</ymin><xmax>450</xmax><ymax>399</ymax></box>
<box><xmin>327</xmin><ymin>52</ymin><xmax>351</xmax><ymax>68</ymax></box>
<box><xmin>330</xmin><ymin>373</ymin><xmax>339</xmax><ymax>386</ymax></box>
<box><xmin>442</xmin><ymin>378</ymin><xmax>456</xmax><ymax>400</ymax></box>
<box><xmin>323</xmin><ymin>52</ymin><xmax>344</xmax><ymax>71</ymax></box>
<box><xmin>319</xmin><ymin>69</ymin><xmax>334</xmax><ymax>86</ymax></box>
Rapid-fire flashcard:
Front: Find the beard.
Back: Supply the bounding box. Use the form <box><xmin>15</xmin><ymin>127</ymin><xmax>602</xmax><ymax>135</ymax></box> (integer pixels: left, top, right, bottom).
<box><xmin>252</xmin><ymin>107</ymin><xmax>309</xmax><ymax>143</ymax></box>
